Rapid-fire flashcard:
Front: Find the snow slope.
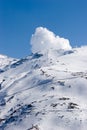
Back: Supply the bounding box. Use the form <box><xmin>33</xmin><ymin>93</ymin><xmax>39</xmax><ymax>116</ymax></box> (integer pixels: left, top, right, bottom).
<box><xmin>0</xmin><ymin>27</ymin><xmax>87</xmax><ymax>130</ymax></box>
<box><xmin>0</xmin><ymin>54</ymin><xmax>17</xmax><ymax>72</ymax></box>
<box><xmin>0</xmin><ymin>46</ymin><xmax>87</xmax><ymax>130</ymax></box>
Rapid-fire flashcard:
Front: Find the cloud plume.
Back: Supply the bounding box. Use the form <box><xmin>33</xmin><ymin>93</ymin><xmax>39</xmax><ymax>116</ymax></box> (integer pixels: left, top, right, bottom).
<box><xmin>30</xmin><ymin>27</ymin><xmax>72</xmax><ymax>54</ymax></box>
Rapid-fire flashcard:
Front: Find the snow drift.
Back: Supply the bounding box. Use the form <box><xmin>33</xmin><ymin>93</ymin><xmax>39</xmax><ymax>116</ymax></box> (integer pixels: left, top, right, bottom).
<box><xmin>30</xmin><ymin>27</ymin><xmax>72</xmax><ymax>54</ymax></box>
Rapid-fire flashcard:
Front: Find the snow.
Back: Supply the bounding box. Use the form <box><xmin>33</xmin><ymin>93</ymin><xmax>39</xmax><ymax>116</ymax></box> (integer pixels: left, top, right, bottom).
<box><xmin>0</xmin><ymin>54</ymin><xmax>17</xmax><ymax>71</ymax></box>
<box><xmin>0</xmin><ymin>28</ymin><xmax>87</xmax><ymax>130</ymax></box>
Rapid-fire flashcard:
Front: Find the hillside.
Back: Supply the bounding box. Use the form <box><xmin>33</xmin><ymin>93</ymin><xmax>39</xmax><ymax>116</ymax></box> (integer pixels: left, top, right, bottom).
<box><xmin>0</xmin><ymin>27</ymin><xmax>87</xmax><ymax>130</ymax></box>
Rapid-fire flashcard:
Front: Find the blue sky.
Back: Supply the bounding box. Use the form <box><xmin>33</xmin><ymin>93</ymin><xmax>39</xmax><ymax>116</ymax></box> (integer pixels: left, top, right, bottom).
<box><xmin>0</xmin><ymin>0</ymin><xmax>87</xmax><ymax>58</ymax></box>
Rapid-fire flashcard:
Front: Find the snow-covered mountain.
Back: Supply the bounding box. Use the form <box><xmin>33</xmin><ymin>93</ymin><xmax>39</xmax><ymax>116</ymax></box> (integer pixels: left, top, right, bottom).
<box><xmin>0</xmin><ymin>27</ymin><xmax>87</xmax><ymax>130</ymax></box>
<box><xmin>0</xmin><ymin>54</ymin><xmax>17</xmax><ymax>72</ymax></box>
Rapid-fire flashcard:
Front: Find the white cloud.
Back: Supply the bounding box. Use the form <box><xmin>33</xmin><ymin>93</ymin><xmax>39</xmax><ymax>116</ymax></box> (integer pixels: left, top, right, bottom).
<box><xmin>30</xmin><ymin>27</ymin><xmax>72</xmax><ymax>54</ymax></box>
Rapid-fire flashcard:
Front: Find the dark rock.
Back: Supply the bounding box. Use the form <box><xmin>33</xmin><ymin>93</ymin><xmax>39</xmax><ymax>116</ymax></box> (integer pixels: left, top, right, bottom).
<box><xmin>58</xmin><ymin>81</ymin><xmax>65</xmax><ymax>86</ymax></box>
<box><xmin>59</xmin><ymin>97</ymin><xmax>70</xmax><ymax>100</ymax></box>
<box><xmin>68</xmin><ymin>102</ymin><xmax>78</xmax><ymax>109</ymax></box>
<box><xmin>28</xmin><ymin>125</ymin><xmax>39</xmax><ymax>130</ymax></box>
<box><xmin>51</xmin><ymin>103</ymin><xmax>57</xmax><ymax>107</ymax></box>
<box><xmin>32</xmin><ymin>53</ymin><xmax>43</xmax><ymax>59</ymax></box>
